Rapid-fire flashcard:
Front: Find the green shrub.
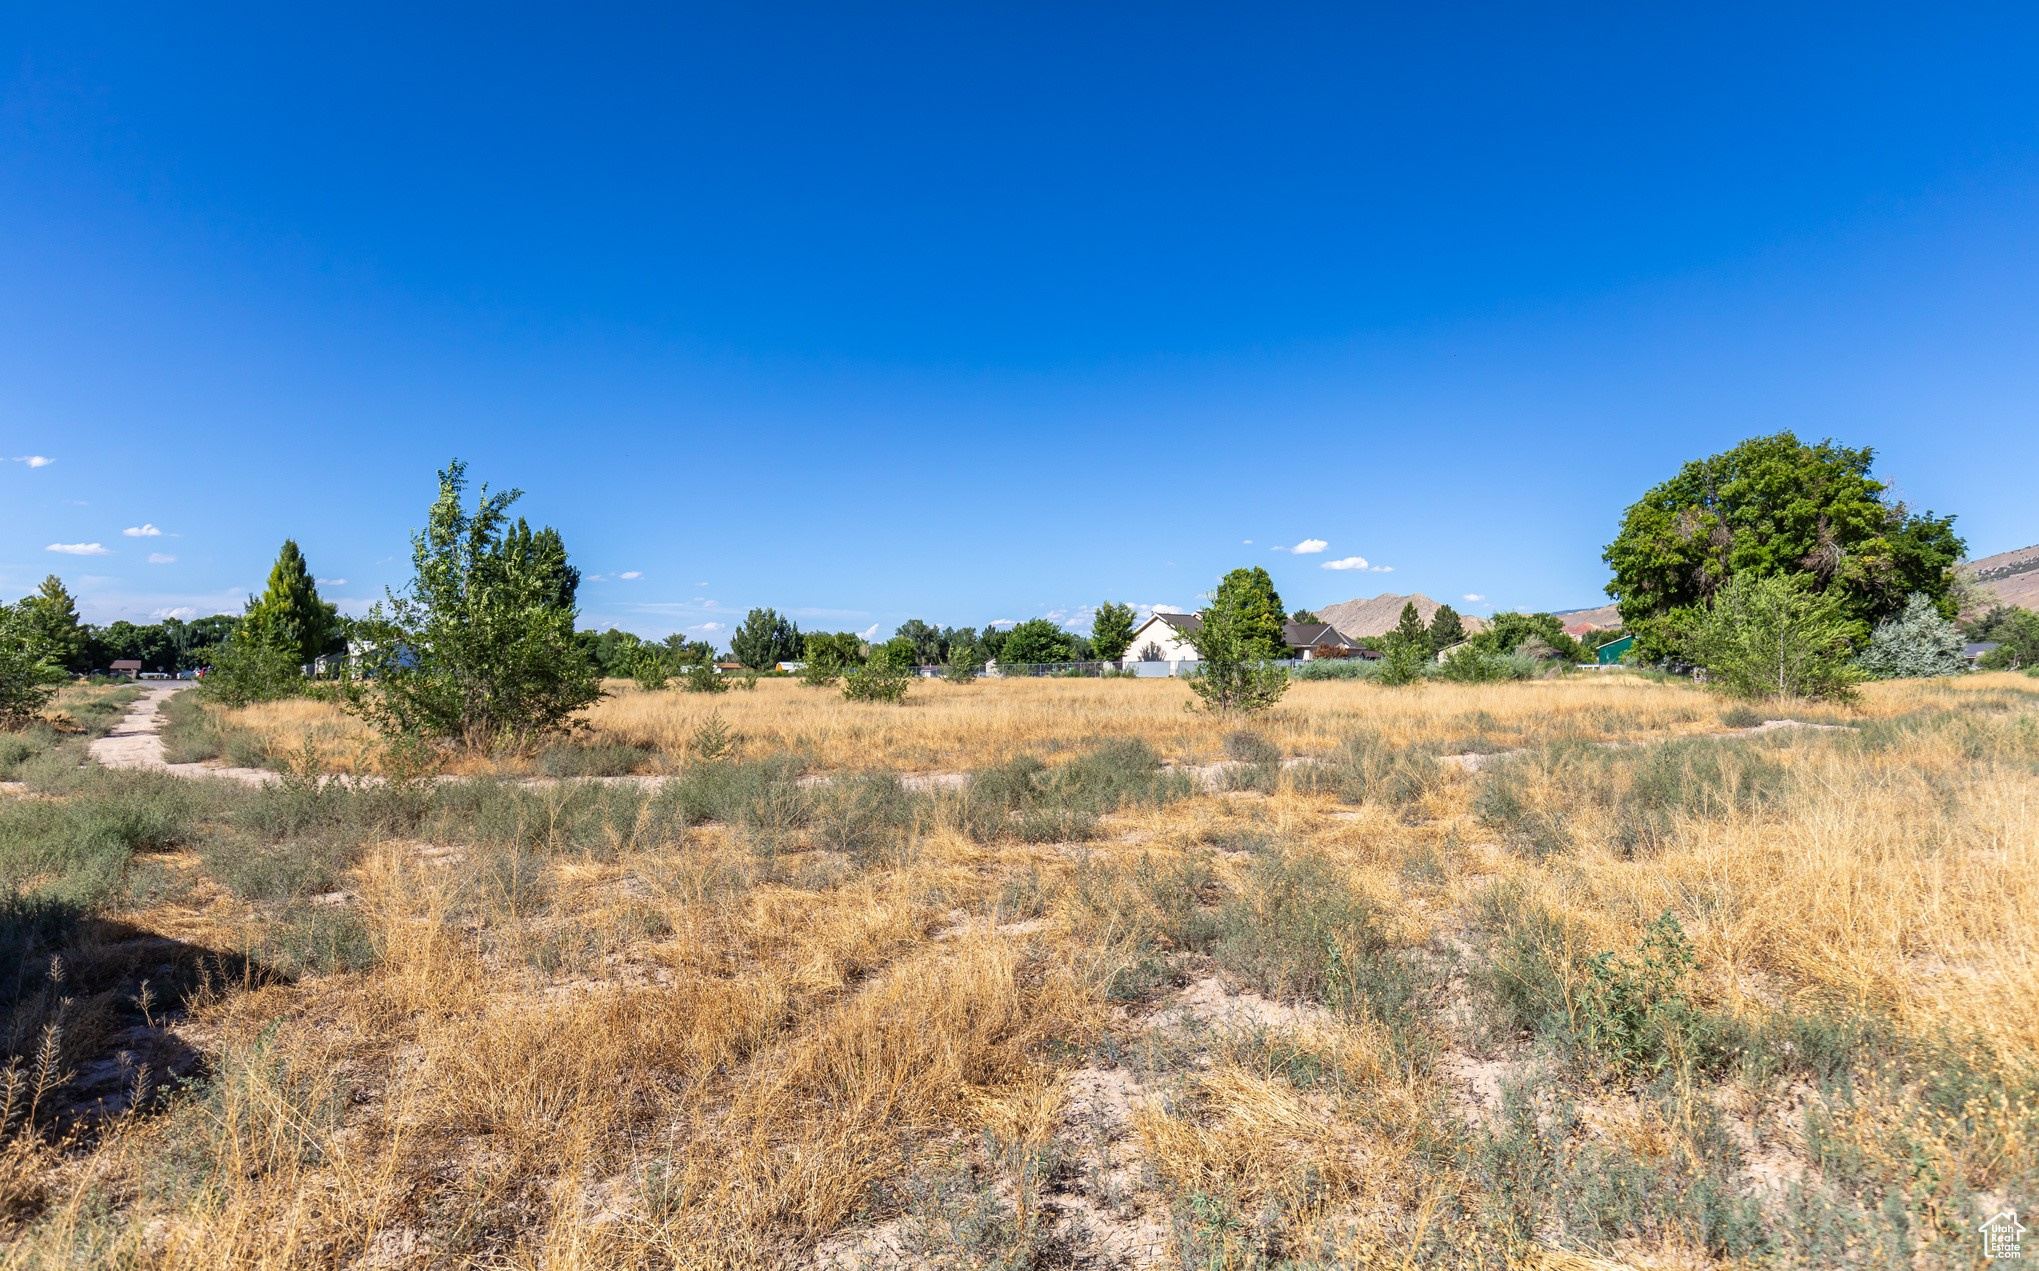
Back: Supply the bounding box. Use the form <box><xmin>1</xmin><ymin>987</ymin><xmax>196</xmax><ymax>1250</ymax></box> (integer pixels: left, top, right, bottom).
<box><xmin>195</xmin><ymin>637</ymin><xmax>306</xmax><ymax>707</ymax></box>
<box><xmin>1211</xmin><ymin>849</ymin><xmax>1410</xmax><ymax>1017</ymax></box>
<box><xmin>842</xmin><ymin>661</ymin><xmax>911</xmax><ymax>704</ymax></box>
<box><xmin>681</xmin><ymin>663</ymin><xmax>729</xmax><ymax>694</ymax></box>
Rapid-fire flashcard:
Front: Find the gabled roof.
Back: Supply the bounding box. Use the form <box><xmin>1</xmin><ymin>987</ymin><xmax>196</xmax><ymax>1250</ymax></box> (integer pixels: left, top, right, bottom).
<box><xmin>1140</xmin><ymin>611</ymin><xmax>1202</xmax><ymax>633</ymax></box>
<box><xmin>1283</xmin><ymin>621</ymin><xmax>1359</xmax><ymax>649</ymax></box>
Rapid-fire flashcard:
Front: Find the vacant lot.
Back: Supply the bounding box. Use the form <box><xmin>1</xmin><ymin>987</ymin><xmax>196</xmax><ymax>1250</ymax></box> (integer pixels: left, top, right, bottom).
<box><xmin>2</xmin><ymin>673</ymin><xmax>2035</xmax><ymax>1268</ymax></box>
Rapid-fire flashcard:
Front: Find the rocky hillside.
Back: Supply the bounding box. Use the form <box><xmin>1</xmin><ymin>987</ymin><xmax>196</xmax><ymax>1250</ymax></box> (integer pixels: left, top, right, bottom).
<box><xmin>1316</xmin><ymin>593</ymin><xmax>1489</xmax><ymax>639</ymax></box>
<box><xmin>1964</xmin><ymin>544</ymin><xmax>2039</xmax><ymax>612</ymax></box>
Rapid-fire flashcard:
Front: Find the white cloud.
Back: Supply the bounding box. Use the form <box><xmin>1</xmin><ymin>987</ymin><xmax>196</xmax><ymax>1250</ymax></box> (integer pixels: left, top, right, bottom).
<box><xmin>316</xmin><ymin>577</ymin><xmax>346</xmax><ymax>586</ymax></box>
<box><xmin>1321</xmin><ymin>555</ymin><xmax>1392</xmax><ymax>572</ymax></box>
<box><xmin>1290</xmin><ymin>538</ymin><xmax>1329</xmax><ymax>554</ymax></box>
<box><xmin>46</xmin><ymin>542</ymin><xmax>108</xmax><ymax>556</ymax></box>
<box><xmin>859</xmin><ymin>623</ymin><xmax>881</xmax><ymax>639</ymax></box>
<box><xmin>1463</xmin><ymin>594</ymin><xmax>1485</xmax><ymax>602</ymax></box>
<box><xmin>690</xmin><ymin>622</ymin><xmax>724</xmax><ymax>633</ymax></box>
<box><xmin>695</xmin><ymin>581</ymin><xmax>708</xmax><ymax>587</ymax></box>
<box><xmin>152</xmin><ymin>606</ymin><xmax>197</xmax><ymax>621</ymax></box>
<box><xmin>1242</xmin><ymin>539</ymin><xmax>1253</xmax><ymax>545</ymax></box>
<box><xmin>9</xmin><ymin>456</ymin><xmax>54</xmax><ymax>468</ymax></box>
<box><xmin>122</xmin><ymin>523</ymin><xmax>164</xmax><ymax>537</ymax></box>
<box><xmin>148</xmin><ymin>553</ymin><xmax>177</xmax><ymax>565</ymax></box>
<box><xmin>617</xmin><ymin>570</ymin><xmax>643</xmax><ymax>580</ymax></box>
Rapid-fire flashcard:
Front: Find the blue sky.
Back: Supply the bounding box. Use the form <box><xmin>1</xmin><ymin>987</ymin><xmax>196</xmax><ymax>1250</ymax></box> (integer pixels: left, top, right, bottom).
<box><xmin>4</xmin><ymin>5</ymin><xmax>2037</xmax><ymax>642</ymax></box>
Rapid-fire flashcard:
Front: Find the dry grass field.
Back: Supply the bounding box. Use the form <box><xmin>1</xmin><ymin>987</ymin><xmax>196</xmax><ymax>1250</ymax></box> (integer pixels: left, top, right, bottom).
<box><xmin>2</xmin><ymin>672</ymin><xmax>2035</xmax><ymax>1268</ymax></box>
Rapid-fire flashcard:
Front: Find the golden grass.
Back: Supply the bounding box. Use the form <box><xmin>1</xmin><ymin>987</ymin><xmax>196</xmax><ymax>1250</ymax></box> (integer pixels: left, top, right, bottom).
<box><xmin>7</xmin><ymin>672</ymin><xmax>2037</xmax><ymax>1266</ymax></box>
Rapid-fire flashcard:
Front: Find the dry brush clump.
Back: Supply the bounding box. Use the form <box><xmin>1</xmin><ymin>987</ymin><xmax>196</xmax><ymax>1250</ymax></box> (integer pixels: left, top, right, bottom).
<box><xmin>2</xmin><ymin>675</ymin><xmax>2035</xmax><ymax>1267</ymax></box>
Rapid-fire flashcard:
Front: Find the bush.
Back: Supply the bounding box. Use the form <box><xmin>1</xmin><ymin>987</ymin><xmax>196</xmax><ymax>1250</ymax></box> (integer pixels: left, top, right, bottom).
<box><xmin>195</xmin><ymin>638</ymin><xmax>305</xmax><ymax>707</ymax></box>
<box><xmin>842</xmin><ymin>661</ymin><xmax>911</xmax><ymax>704</ymax></box>
<box><xmin>1976</xmin><ymin>608</ymin><xmax>2039</xmax><ymax>671</ymax></box>
<box><xmin>1854</xmin><ymin>592</ymin><xmax>1965</xmax><ymax>679</ymax></box>
<box><xmin>1299</xmin><ymin>733</ymin><xmax>1440</xmax><ymax>811</ymax></box>
<box><xmin>681</xmin><ymin>663</ymin><xmax>729</xmax><ymax>694</ymax></box>
<box><xmin>631</xmin><ymin>650</ymin><xmax>671</xmax><ymax>692</ymax></box>
<box><xmin>1673</xmin><ymin>572</ymin><xmax>1864</xmax><ymax>701</ymax></box>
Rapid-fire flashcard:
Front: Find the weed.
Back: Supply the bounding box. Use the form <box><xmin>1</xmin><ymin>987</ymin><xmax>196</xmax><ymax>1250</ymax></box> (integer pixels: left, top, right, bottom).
<box><xmin>537</xmin><ymin>740</ymin><xmax>655</xmax><ymax>778</ymax></box>
<box><xmin>1299</xmin><ymin>732</ymin><xmax>1441</xmax><ymax>812</ymax></box>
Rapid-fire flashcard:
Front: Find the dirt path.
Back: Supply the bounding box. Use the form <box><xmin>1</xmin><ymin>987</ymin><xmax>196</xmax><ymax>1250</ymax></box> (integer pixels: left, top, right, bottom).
<box><xmin>88</xmin><ymin>684</ymin><xmax>280</xmax><ymax>785</ymax></box>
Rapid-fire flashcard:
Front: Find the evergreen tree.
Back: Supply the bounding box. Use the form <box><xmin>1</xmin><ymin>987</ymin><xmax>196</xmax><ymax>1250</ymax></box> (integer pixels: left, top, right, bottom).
<box><xmin>18</xmin><ymin>575</ymin><xmax>88</xmax><ymax>673</ymax></box>
<box><xmin>1091</xmin><ymin>601</ymin><xmax>1136</xmax><ymax>663</ymax></box>
<box><xmin>730</xmin><ymin>608</ymin><xmax>802</xmax><ymax>668</ymax></box>
<box><xmin>1394</xmin><ymin>601</ymin><xmax>1427</xmax><ymax>648</ymax></box>
<box><xmin>241</xmin><ymin>540</ymin><xmax>341</xmax><ymax>665</ymax></box>
<box><xmin>1211</xmin><ymin>567</ymin><xmax>1286</xmax><ymax>659</ymax></box>
<box><xmin>1427</xmin><ymin>604</ymin><xmax>1466</xmax><ymax>654</ymax></box>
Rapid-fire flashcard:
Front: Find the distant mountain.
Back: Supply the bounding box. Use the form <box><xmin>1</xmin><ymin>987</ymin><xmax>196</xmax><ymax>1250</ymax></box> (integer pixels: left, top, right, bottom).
<box><xmin>1551</xmin><ymin>602</ymin><xmax>1622</xmax><ymax>629</ymax></box>
<box><xmin>1963</xmin><ymin>544</ymin><xmax>2039</xmax><ymax>612</ymax></box>
<box><xmin>1316</xmin><ymin>593</ymin><xmax>1490</xmax><ymax>639</ymax></box>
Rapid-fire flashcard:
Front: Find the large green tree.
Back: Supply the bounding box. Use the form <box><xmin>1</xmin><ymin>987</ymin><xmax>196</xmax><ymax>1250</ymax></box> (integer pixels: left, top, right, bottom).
<box><xmin>241</xmin><ymin>540</ymin><xmax>341</xmax><ymax>666</ymax></box>
<box><xmin>18</xmin><ymin>575</ymin><xmax>88</xmax><ymax>673</ymax></box>
<box><xmin>348</xmin><ymin>460</ymin><xmax>602</xmax><ymax>752</ymax></box>
<box><xmin>1604</xmin><ymin>433</ymin><xmax>1963</xmax><ymax>656</ymax></box>
<box><xmin>892</xmin><ymin>619</ymin><xmax>945</xmax><ymax>666</ymax></box>
<box><xmin>730</xmin><ymin>608</ymin><xmax>803</xmax><ymax>669</ymax></box>
<box><xmin>0</xmin><ymin>602</ymin><xmax>66</xmax><ymax>724</ymax></box>
<box><xmin>1091</xmin><ymin>601</ymin><xmax>1136</xmax><ymax>663</ymax></box>
<box><xmin>999</xmin><ymin>618</ymin><xmax>1075</xmax><ymax>666</ymax></box>
<box><xmin>1211</xmin><ymin>567</ymin><xmax>1286</xmax><ymax>659</ymax></box>
<box><xmin>1181</xmin><ymin>601</ymin><xmax>1289</xmax><ymax>714</ymax></box>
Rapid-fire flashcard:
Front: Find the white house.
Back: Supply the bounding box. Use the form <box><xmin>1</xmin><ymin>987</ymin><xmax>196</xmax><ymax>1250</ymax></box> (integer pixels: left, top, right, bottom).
<box><xmin>1124</xmin><ymin>612</ymin><xmax>1203</xmax><ymax>669</ymax></box>
<box><xmin>1122</xmin><ymin>612</ymin><xmax>1374</xmax><ymax>674</ymax></box>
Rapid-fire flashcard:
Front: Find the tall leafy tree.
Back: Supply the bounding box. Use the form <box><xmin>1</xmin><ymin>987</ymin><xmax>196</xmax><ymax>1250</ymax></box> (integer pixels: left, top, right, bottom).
<box><xmin>0</xmin><ymin>602</ymin><xmax>66</xmax><ymax>723</ymax></box>
<box><xmin>730</xmin><ymin>608</ymin><xmax>803</xmax><ymax>668</ymax></box>
<box><xmin>1091</xmin><ymin>601</ymin><xmax>1136</xmax><ymax>663</ymax></box>
<box><xmin>241</xmin><ymin>540</ymin><xmax>341</xmax><ymax>665</ymax></box>
<box><xmin>999</xmin><ymin>618</ymin><xmax>1075</xmax><ymax>666</ymax></box>
<box><xmin>893</xmin><ymin>619</ymin><xmax>945</xmax><ymax>666</ymax></box>
<box><xmin>1181</xmin><ymin>601</ymin><xmax>1289</xmax><ymax>714</ymax></box>
<box><xmin>1605</xmin><ymin>433</ymin><xmax>1963</xmax><ymax>656</ymax></box>
<box><xmin>1211</xmin><ymin>567</ymin><xmax>1286</xmax><ymax>660</ymax></box>
<box><xmin>501</xmin><ymin>520</ymin><xmax>579</xmax><ymax>611</ymax></box>
<box><xmin>18</xmin><ymin>575</ymin><xmax>88</xmax><ymax>673</ymax></box>
<box><xmin>348</xmin><ymin>460</ymin><xmax>601</xmax><ymax>751</ymax></box>
<box><xmin>1427</xmin><ymin>604</ymin><xmax>1466</xmax><ymax>654</ymax></box>
<box><xmin>1474</xmin><ymin>612</ymin><xmax>1583</xmax><ymax>663</ymax></box>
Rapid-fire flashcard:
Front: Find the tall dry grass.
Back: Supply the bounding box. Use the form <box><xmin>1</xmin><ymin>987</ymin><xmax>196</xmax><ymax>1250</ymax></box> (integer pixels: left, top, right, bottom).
<box><xmin>6</xmin><ymin>672</ymin><xmax>2035</xmax><ymax>1266</ymax></box>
